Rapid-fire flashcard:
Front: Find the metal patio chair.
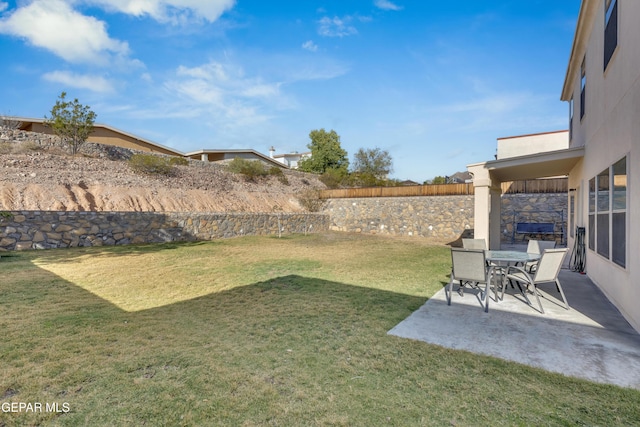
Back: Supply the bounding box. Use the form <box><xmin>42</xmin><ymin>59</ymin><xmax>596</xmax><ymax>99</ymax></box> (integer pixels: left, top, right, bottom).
<box><xmin>503</xmin><ymin>248</ymin><xmax>569</xmax><ymax>314</ymax></box>
<box><xmin>447</xmin><ymin>248</ymin><xmax>495</xmax><ymax>312</ymax></box>
<box><xmin>525</xmin><ymin>239</ymin><xmax>556</xmax><ymax>273</ymax></box>
<box><xmin>462</xmin><ymin>238</ymin><xmax>487</xmax><ymax>250</ymax></box>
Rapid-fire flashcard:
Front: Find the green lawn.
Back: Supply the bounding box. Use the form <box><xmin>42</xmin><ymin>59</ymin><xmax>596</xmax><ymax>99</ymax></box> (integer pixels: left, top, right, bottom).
<box><xmin>1</xmin><ymin>233</ymin><xmax>638</xmax><ymax>426</ymax></box>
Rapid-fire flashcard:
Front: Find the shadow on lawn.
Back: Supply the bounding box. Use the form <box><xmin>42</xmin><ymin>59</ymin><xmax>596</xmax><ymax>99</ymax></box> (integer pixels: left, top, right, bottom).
<box><xmin>1</xmin><ymin>264</ymin><xmax>428</xmax><ymax>424</ymax></box>
<box><xmin>4</xmin><ymin>260</ymin><xmax>640</xmax><ymax>427</ymax></box>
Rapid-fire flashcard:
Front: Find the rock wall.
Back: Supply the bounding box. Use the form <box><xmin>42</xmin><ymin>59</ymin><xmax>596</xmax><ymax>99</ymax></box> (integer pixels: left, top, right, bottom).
<box><xmin>324</xmin><ymin>196</ymin><xmax>474</xmax><ymax>241</ymax></box>
<box><xmin>501</xmin><ymin>193</ymin><xmax>568</xmax><ymax>243</ymax></box>
<box><xmin>324</xmin><ymin>193</ymin><xmax>567</xmax><ymax>243</ymax></box>
<box><xmin>0</xmin><ymin>211</ymin><xmax>329</xmax><ymax>251</ymax></box>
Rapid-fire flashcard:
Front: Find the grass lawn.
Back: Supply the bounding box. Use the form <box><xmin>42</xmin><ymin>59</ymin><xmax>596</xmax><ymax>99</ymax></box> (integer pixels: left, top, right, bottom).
<box><xmin>1</xmin><ymin>232</ymin><xmax>639</xmax><ymax>426</ymax></box>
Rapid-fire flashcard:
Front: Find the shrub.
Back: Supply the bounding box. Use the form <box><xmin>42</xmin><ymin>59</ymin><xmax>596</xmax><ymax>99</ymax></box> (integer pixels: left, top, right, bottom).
<box><xmin>268</xmin><ymin>166</ymin><xmax>289</xmax><ymax>185</ymax></box>
<box><xmin>320</xmin><ymin>168</ymin><xmax>348</xmax><ymax>189</ymax></box>
<box><xmin>0</xmin><ymin>142</ymin><xmax>12</xmax><ymax>154</ymax></box>
<box><xmin>296</xmin><ymin>189</ymin><xmax>326</xmax><ymax>212</ymax></box>
<box><xmin>128</xmin><ymin>154</ymin><xmax>175</xmax><ymax>175</ymax></box>
<box><xmin>227</xmin><ymin>158</ymin><xmax>268</xmax><ymax>182</ymax></box>
<box><xmin>169</xmin><ymin>156</ymin><xmax>189</xmax><ymax>166</ymax></box>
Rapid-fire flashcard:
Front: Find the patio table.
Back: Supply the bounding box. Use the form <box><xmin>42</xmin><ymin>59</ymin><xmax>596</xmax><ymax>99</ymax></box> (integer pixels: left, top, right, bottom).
<box><xmin>485</xmin><ymin>250</ymin><xmax>541</xmax><ymax>265</ymax></box>
<box><xmin>485</xmin><ymin>250</ymin><xmax>541</xmax><ymax>300</ymax></box>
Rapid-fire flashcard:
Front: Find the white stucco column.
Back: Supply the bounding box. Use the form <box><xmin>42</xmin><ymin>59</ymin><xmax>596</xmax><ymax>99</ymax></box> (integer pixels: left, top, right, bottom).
<box><xmin>468</xmin><ymin>163</ymin><xmax>502</xmax><ymax>249</ymax></box>
<box><xmin>201</xmin><ymin>153</ymin><xmax>209</xmax><ymax>161</ymax></box>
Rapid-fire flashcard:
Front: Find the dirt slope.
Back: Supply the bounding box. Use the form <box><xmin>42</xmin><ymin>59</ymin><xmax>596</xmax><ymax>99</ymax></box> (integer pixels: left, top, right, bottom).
<box><xmin>0</xmin><ymin>151</ymin><xmax>326</xmax><ymax>213</ymax></box>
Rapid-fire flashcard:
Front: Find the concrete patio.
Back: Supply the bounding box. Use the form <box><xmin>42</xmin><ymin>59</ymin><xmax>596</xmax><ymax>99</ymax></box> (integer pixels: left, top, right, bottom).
<box><xmin>388</xmin><ymin>260</ymin><xmax>640</xmax><ymax>390</ymax></box>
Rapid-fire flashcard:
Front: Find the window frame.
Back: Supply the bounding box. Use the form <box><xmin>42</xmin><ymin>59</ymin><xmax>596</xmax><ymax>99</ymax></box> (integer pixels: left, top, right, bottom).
<box><xmin>569</xmin><ymin>97</ymin><xmax>574</xmax><ymax>142</ymax></box>
<box><xmin>604</xmin><ymin>0</ymin><xmax>618</xmax><ymax>71</ymax></box>
<box><xmin>580</xmin><ymin>57</ymin><xmax>586</xmax><ymax>120</ymax></box>
<box><xmin>588</xmin><ymin>156</ymin><xmax>627</xmax><ymax>269</ymax></box>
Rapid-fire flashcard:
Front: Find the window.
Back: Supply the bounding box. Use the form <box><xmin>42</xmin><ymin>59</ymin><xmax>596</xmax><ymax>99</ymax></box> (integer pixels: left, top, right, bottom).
<box><xmin>570</xmin><ymin>192</ymin><xmax>575</xmax><ymax>238</ymax></box>
<box><xmin>588</xmin><ymin>156</ymin><xmax>627</xmax><ymax>268</ymax></box>
<box><xmin>604</xmin><ymin>0</ymin><xmax>618</xmax><ymax>70</ymax></box>
<box><xmin>569</xmin><ymin>97</ymin><xmax>574</xmax><ymax>141</ymax></box>
<box><xmin>596</xmin><ymin>168</ymin><xmax>609</xmax><ymax>258</ymax></box>
<box><xmin>612</xmin><ymin>157</ymin><xmax>626</xmax><ymax>267</ymax></box>
<box><xmin>580</xmin><ymin>58</ymin><xmax>586</xmax><ymax>119</ymax></box>
<box><xmin>588</xmin><ymin>177</ymin><xmax>595</xmax><ymax>250</ymax></box>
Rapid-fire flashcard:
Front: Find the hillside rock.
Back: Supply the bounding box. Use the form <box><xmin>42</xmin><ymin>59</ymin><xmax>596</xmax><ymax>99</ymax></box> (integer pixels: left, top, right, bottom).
<box><xmin>0</xmin><ymin>138</ymin><xmax>325</xmax><ymax>213</ymax></box>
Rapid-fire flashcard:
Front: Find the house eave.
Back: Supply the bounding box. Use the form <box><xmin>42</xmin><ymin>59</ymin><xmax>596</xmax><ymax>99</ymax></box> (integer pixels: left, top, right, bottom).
<box><xmin>468</xmin><ymin>147</ymin><xmax>585</xmax><ymax>182</ymax></box>
<box><xmin>561</xmin><ymin>0</ymin><xmax>599</xmax><ymax>101</ymax></box>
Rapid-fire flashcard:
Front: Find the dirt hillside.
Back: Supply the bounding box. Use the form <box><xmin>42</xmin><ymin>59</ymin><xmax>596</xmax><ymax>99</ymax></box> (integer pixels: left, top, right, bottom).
<box><xmin>0</xmin><ymin>142</ymin><xmax>326</xmax><ymax>213</ymax></box>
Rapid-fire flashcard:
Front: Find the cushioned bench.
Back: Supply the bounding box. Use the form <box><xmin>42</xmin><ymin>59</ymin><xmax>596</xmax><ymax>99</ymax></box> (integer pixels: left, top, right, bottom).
<box><xmin>515</xmin><ymin>222</ymin><xmax>556</xmax><ymax>241</ymax></box>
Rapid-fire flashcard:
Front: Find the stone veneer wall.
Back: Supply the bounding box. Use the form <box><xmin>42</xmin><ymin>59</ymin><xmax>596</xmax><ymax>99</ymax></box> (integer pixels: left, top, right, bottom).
<box><xmin>324</xmin><ymin>196</ymin><xmax>474</xmax><ymax>240</ymax></box>
<box><xmin>0</xmin><ymin>194</ymin><xmax>567</xmax><ymax>251</ymax></box>
<box><xmin>324</xmin><ymin>193</ymin><xmax>567</xmax><ymax>243</ymax></box>
<box><xmin>0</xmin><ymin>211</ymin><xmax>329</xmax><ymax>251</ymax></box>
<box><xmin>500</xmin><ymin>193</ymin><xmax>568</xmax><ymax>244</ymax></box>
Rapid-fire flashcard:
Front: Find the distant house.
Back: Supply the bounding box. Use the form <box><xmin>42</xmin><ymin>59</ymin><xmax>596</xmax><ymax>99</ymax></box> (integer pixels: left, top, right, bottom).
<box><xmin>269</xmin><ymin>147</ymin><xmax>311</xmax><ymax>169</ymax></box>
<box><xmin>468</xmin><ymin>0</ymin><xmax>639</xmax><ymax>332</ymax></box>
<box><xmin>7</xmin><ymin>117</ymin><xmax>286</xmax><ymax>168</ymax></box>
<box><xmin>14</xmin><ymin>117</ymin><xmax>182</xmax><ymax>157</ymax></box>
<box><xmin>447</xmin><ymin>171</ymin><xmax>473</xmax><ymax>184</ymax></box>
<box><xmin>184</xmin><ymin>149</ymin><xmax>287</xmax><ymax>168</ymax></box>
<box><xmin>398</xmin><ymin>180</ymin><xmax>420</xmax><ymax>186</ymax></box>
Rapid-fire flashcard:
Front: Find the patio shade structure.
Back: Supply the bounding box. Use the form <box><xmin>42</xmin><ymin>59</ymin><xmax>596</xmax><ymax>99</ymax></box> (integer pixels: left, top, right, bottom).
<box><xmin>467</xmin><ymin>147</ymin><xmax>584</xmax><ymax>249</ymax></box>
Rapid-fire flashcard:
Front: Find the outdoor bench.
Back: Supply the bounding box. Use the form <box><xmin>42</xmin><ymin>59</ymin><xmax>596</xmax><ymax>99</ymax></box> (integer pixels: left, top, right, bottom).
<box><xmin>514</xmin><ymin>222</ymin><xmax>556</xmax><ymax>241</ymax></box>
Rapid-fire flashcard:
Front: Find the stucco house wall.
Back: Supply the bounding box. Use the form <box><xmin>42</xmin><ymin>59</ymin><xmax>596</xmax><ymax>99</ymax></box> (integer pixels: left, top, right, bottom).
<box><xmin>562</xmin><ymin>0</ymin><xmax>639</xmax><ymax>331</ymax></box>
<box><xmin>497</xmin><ymin>130</ymin><xmax>569</xmax><ymax>160</ymax></box>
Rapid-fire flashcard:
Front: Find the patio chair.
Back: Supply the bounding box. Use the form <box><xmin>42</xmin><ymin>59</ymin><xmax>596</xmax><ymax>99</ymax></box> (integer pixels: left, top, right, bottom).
<box><xmin>447</xmin><ymin>248</ymin><xmax>495</xmax><ymax>312</ymax></box>
<box><xmin>503</xmin><ymin>248</ymin><xmax>569</xmax><ymax>314</ymax></box>
<box><xmin>462</xmin><ymin>238</ymin><xmax>487</xmax><ymax>250</ymax></box>
<box><xmin>525</xmin><ymin>240</ymin><xmax>556</xmax><ymax>272</ymax></box>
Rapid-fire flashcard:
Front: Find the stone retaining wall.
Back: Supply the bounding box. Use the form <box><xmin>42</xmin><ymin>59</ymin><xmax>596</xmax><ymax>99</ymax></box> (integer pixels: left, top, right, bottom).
<box><xmin>501</xmin><ymin>193</ymin><xmax>567</xmax><ymax>243</ymax></box>
<box><xmin>0</xmin><ymin>211</ymin><xmax>329</xmax><ymax>251</ymax></box>
<box><xmin>325</xmin><ymin>196</ymin><xmax>474</xmax><ymax>240</ymax></box>
<box><xmin>324</xmin><ymin>193</ymin><xmax>567</xmax><ymax>243</ymax></box>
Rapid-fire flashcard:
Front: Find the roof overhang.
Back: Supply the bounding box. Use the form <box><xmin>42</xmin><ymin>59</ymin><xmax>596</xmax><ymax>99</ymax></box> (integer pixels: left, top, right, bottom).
<box><xmin>468</xmin><ymin>147</ymin><xmax>584</xmax><ymax>183</ymax></box>
<box><xmin>184</xmin><ymin>149</ymin><xmax>288</xmax><ymax>168</ymax></box>
<box><xmin>14</xmin><ymin>116</ymin><xmax>184</xmax><ymax>156</ymax></box>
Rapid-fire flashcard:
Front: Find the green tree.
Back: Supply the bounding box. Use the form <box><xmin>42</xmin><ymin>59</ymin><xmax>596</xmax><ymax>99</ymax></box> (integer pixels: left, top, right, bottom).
<box><xmin>351</xmin><ymin>147</ymin><xmax>393</xmax><ymax>186</ymax></box>
<box><xmin>44</xmin><ymin>92</ymin><xmax>97</xmax><ymax>156</ymax></box>
<box><xmin>298</xmin><ymin>129</ymin><xmax>349</xmax><ymax>174</ymax></box>
<box><xmin>430</xmin><ymin>176</ymin><xmax>447</xmax><ymax>185</ymax></box>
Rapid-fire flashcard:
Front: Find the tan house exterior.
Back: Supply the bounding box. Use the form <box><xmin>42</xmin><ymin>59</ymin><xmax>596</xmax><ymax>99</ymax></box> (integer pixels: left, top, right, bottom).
<box><xmin>184</xmin><ymin>149</ymin><xmax>287</xmax><ymax>168</ymax></box>
<box><xmin>13</xmin><ymin>117</ymin><xmax>287</xmax><ymax>169</ymax></box>
<box><xmin>468</xmin><ymin>0</ymin><xmax>639</xmax><ymax>332</ymax></box>
<box><xmin>17</xmin><ymin>118</ymin><xmax>182</xmax><ymax>156</ymax></box>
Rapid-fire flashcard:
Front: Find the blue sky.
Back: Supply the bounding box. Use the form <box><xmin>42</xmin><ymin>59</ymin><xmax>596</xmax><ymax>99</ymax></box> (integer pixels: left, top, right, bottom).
<box><xmin>0</xmin><ymin>0</ymin><xmax>581</xmax><ymax>182</ymax></box>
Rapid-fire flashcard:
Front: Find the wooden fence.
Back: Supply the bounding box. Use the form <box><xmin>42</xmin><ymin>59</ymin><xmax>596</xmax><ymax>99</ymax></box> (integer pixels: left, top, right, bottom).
<box><xmin>318</xmin><ymin>178</ymin><xmax>568</xmax><ymax>199</ymax></box>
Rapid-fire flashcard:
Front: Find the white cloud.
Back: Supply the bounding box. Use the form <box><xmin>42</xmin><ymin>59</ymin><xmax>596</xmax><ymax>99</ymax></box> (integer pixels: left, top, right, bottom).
<box><xmin>374</xmin><ymin>0</ymin><xmax>403</xmax><ymax>11</ymax></box>
<box><xmin>162</xmin><ymin>60</ymin><xmax>286</xmax><ymax>127</ymax></box>
<box><xmin>302</xmin><ymin>40</ymin><xmax>318</xmax><ymax>52</ymax></box>
<box><xmin>172</xmin><ymin>61</ymin><xmax>282</xmax><ymax>102</ymax></box>
<box><xmin>318</xmin><ymin>16</ymin><xmax>358</xmax><ymax>37</ymax></box>
<box><xmin>0</xmin><ymin>0</ymin><xmax>130</xmax><ymax>64</ymax></box>
<box><xmin>86</xmin><ymin>0</ymin><xmax>236</xmax><ymax>24</ymax></box>
<box><xmin>42</xmin><ymin>70</ymin><xmax>114</xmax><ymax>93</ymax></box>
